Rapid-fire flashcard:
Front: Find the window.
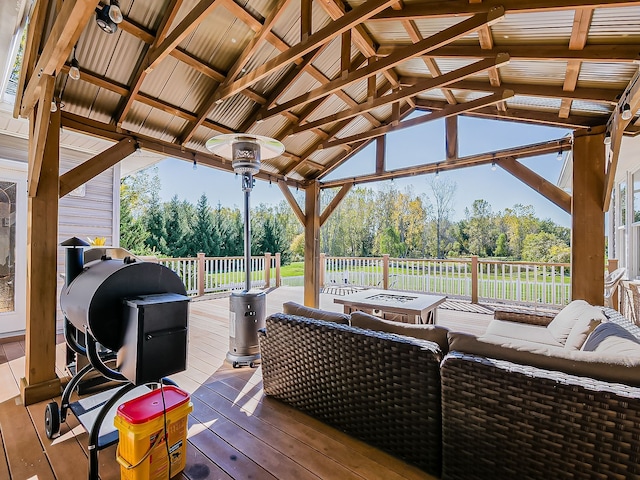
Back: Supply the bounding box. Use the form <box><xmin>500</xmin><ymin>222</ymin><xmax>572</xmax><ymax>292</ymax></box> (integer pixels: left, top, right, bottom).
<box><xmin>634</xmin><ymin>171</ymin><xmax>640</xmax><ymax>223</ymax></box>
<box><xmin>620</xmin><ymin>181</ymin><xmax>627</xmax><ymax>226</ymax></box>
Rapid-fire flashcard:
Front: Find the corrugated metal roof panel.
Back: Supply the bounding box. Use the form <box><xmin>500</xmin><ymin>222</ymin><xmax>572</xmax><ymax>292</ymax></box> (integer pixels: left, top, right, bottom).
<box><xmin>272</xmin><ymin>0</ymin><xmax>332</xmax><ymax>47</ymax></box>
<box><xmin>210</xmin><ymin>93</ymin><xmax>255</xmax><ymax>130</ymax></box>
<box><xmin>578</xmin><ymin>63</ymin><xmax>637</xmax><ymax>90</ymax></box>
<box><xmin>124</xmin><ymin>0</ymin><xmax>171</xmax><ymax>32</ymax></box>
<box><xmin>370</xmin><ymin>104</ymin><xmax>393</xmax><ymax>123</ymax></box>
<box><xmin>416</xmin><ymin>89</ymin><xmax>450</xmax><ymax>103</ymax></box>
<box><xmin>590</xmin><ymin>6</ymin><xmax>640</xmax><ymax>42</ymax></box>
<box><xmin>311</xmin><ymin>36</ymin><xmax>344</xmax><ymax>81</ymax></box>
<box><xmin>492</xmin><ymin>11</ymin><xmax>574</xmax><ymax>45</ymax></box>
<box><xmin>159</xmin><ymin>116</ymin><xmax>189</xmax><ymax>143</ymax></box>
<box><xmin>121</xmin><ymin>103</ymin><xmax>153</xmax><ymax>133</ymax></box>
<box><xmin>335</xmin><ymin>115</ymin><xmax>372</xmax><ymax>138</ymax></box>
<box><xmin>282</xmin><ymin>129</ymin><xmax>319</xmax><ymax>156</ymax></box>
<box><xmin>248</xmin><ymin>114</ymin><xmax>290</xmax><ymax>140</ymax></box>
<box><xmin>413</xmin><ymin>16</ymin><xmax>477</xmax><ymax>44</ymax></box>
<box><xmin>236</xmin><ymin>0</ymin><xmax>274</xmax><ymax>20</ymax></box>
<box><xmin>499</xmin><ymin>60</ymin><xmax>567</xmax><ymax>86</ymax></box>
<box><xmin>570</xmin><ymin>100</ymin><xmax>612</xmax><ymax>116</ymax></box>
<box><xmin>305</xmin><ymin>95</ymin><xmax>348</xmax><ymax>123</ymax></box>
<box><xmin>90</xmin><ymin>89</ymin><xmax>122</xmax><ymax>124</ymax></box>
<box><xmin>395</xmin><ymin>58</ymin><xmax>431</xmax><ymax>78</ymax></box>
<box><xmin>61</xmin><ymin>81</ymin><xmax>101</xmax><ymax>118</ymax></box>
<box><xmin>507</xmin><ymin>95</ymin><xmax>562</xmax><ymax>112</ymax></box>
<box><xmin>277</xmin><ymin>72</ymin><xmax>322</xmax><ymax>105</ymax></box>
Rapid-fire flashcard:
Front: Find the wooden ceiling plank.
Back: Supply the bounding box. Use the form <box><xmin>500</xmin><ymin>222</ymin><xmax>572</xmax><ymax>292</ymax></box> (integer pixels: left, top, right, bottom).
<box><xmin>263</xmin><ymin>9</ymin><xmax>505</xmax><ymax>121</ymax></box>
<box><xmin>293</xmin><ymin>55</ymin><xmax>507</xmax><ymax>134</ymax></box>
<box><xmin>13</xmin><ymin>0</ymin><xmax>48</xmax><ymax>118</ymax></box>
<box><xmin>322</xmin><ymin>89</ymin><xmax>513</xmax><ymax>149</ymax></box>
<box><xmin>28</xmin><ymin>75</ymin><xmax>55</xmax><ymax>197</ymax></box>
<box><xmin>59</xmin><ymin>138</ymin><xmax>137</xmax><ymax>197</ymax></box>
<box><xmin>499</xmin><ymin>156</ymin><xmax>572</xmax><ymax>213</ymax></box>
<box><xmin>278</xmin><ymin>182</ymin><xmax>306</xmax><ymax>225</ymax></box>
<box><xmin>370</xmin><ymin>0</ymin><xmax>640</xmax><ymax>20</ymax></box>
<box><xmin>560</xmin><ymin>8</ymin><xmax>593</xmax><ymax>118</ymax></box>
<box><xmin>320</xmin><ymin>137</ymin><xmax>572</xmax><ymax>188</ymax></box>
<box><xmin>146</xmin><ymin>0</ymin><xmax>224</xmax><ymax>71</ymax></box>
<box><xmin>378</xmin><ymin>44</ymin><xmax>640</xmax><ymax>63</ymax></box>
<box><xmin>212</xmin><ymin>0</ymin><xmax>399</xmax><ymax>102</ymax></box>
<box><xmin>320</xmin><ymin>184</ymin><xmax>353</xmax><ymax>226</ymax></box>
<box><xmin>20</xmin><ymin>0</ymin><xmax>100</xmax><ymax>117</ymax></box>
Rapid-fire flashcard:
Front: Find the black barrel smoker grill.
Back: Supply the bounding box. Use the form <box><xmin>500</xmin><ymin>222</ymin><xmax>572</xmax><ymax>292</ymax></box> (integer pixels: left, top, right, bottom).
<box><xmin>45</xmin><ymin>239</ymin><xmax>190</xmax><ymax>480</ymax></box>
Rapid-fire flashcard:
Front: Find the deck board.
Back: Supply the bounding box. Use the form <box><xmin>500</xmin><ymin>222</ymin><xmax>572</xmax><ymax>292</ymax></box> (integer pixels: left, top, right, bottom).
<box><xmin>0</xmin><ymin>286</ymin><xmax>493</xmax><ymax>480</ymax></box>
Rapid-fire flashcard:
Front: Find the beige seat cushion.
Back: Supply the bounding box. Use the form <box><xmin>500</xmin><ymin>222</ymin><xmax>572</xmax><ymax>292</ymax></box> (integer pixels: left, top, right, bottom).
<box><xmin>547</xmin><ymin>300</ymin><xmax>604</xmax><ymax>344</ymax></box>
<box><xmin>582</xmin><ymin>321</ymin><xmax>640</xmax><ymax>355</ymax></box>
<box><xmin>484</xmin><ymin>320</ymin><xmax>564</xmax><ymax>347</ymax></box>
<box><xmin>449</xmin><ymin>331</ymin><xmax>640</xmax><ymax>386</ymax></box>
<box><xmin>282</xmin><ymin>301</ymin><xmax>350</xmax><ymax>325</ymax></box>
<box><xmin>350</xmin><ymin>310</ymin><xmax>449</xmax><ymax>353</ymax></box>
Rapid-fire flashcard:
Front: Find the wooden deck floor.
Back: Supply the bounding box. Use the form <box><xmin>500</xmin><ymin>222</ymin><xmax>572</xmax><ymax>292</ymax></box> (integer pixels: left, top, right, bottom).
<box><xmin>0</xmin><ymin>287</ymin><xmax>492</xmax><ymax>480</ymax></box>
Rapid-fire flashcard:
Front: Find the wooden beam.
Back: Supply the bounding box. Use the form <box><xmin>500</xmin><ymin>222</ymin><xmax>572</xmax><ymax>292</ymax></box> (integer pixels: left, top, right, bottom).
<box><xmin>211</xmin><ymin>0</ymin><xmax>402</xmax><ymax>102</ymax></box>
<box><xmin>13</xmin><ymin>0</ymin><xmax>48</xmax><ymax>118</ymax></box>
<box><xmin>446</xmin><ymin>116</ymin><xmax>458</xmax><ymax>160</ymax></box>
<box><xmin>376</xmin><ymin>136</ymin><xmax>386</xmax><ymax>173</ymax></box>
<box><xmin>323</xmin><ymin>90</ymin><xmax>513</xmax><ymax>149</ymax></box>
<box><xmin>320</xmin><ymin>137</ymin><xmax>572</xmax><ymax>188</ymax></box>
<box><xmin>28</xmin><ymin>75</ymin><xmax>55</xmax><ymax>197</ymax></box>
<box><xmin>291</xmin><ymin>55</ymin><xmax>507</xmax><ymax>134</ymax></box>
<box><xmin>301</xmin><ymin>0</ymin><xmax>312</xmax><ymax>42</ymax></box>
<box><xmin>572</xmin><ymin>126</ymin><xmax>606</xmax><ymax>304</ymax></box>
<box><xmin>341</xmin><ymin>30</ymin><xmax>351</xmax><ymax>78</ymax></box>
<box><xmin>59</xmin><ymin>138</ymin><xmax>137</xmax><ymax>197</ymax></box>
<box><xmin>264</xmin><ymin>9</ymin><xmax>505</xmax><ymax>121</ymax></box>
<box><xmin>370</xmin><ymin>0</ymin><xmax>640</xmax><ymax>20</ymax></box>
<box><xmin>20</xmin><ymin>0</ymin><xmax>99</xmax><ymax>117</ymax></box>
<box><xmin>320</xmin><ymin>184</ymin><xmax>352</xmax><ymax>227</ymax></box>
<box><xmin>379</xmin><ymin>44</ymin><xmax>640</xmax><ymax>63</ymax></box>
<box><xmin>499</xmin><ymin>157</ymin><xmax>572</xmax><ymax>213</ymax></box>
<box><xmin>21</xmin><ymin>104</ymin><xmax>61</xmax><ymax>406</ymax></box>
<box><xmin>304</xmin><ymin>181</ymin><xmax>321</xmax><ymax>308</ymax></box>
<box><xmin>560</xmin><ymin>8</ymin><xmax>593</xmax><ymax>118</ymax></box>
<box><xmin>278</xmin><ymin>181</ymin><xmax>305</xmax><ymax>225</ymax></box>
<box><xmin>603</xmin><ymin>68</ymin><xmax>640</xmax><ymax>209</ymax></box>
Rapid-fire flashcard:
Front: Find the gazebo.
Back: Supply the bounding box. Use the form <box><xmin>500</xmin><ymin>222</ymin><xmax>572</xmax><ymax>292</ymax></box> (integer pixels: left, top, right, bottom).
<box><xmin>10</xmin><ymin>0</ymin><xmax>640</xmax><ymax>406</ymax></box>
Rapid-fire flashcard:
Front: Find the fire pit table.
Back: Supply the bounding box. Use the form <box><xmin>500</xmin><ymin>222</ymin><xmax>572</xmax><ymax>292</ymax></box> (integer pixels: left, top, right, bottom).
<box><xmin>333</xmin><ymin>289</ymin><xmax>447</xmax><ymax>324</ymax></box>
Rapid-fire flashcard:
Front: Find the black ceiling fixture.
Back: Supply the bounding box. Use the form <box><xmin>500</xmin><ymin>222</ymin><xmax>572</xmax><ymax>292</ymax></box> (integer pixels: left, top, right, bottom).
<box><xmin>95</xmin><ymin>0</ymin><xmax>123</xmax><ymax>34</ymax></box>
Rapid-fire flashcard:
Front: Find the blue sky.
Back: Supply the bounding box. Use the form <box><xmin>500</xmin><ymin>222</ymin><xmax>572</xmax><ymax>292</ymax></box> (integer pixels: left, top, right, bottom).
<box><xmin>155</xmin><ymin>115</ymin><xmax>572</xmax><ymax>227</ymax></box>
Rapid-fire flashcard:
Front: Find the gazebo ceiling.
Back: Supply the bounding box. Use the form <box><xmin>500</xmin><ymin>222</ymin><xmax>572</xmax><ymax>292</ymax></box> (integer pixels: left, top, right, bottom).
<box><xmin>13</xmin><ymin>0</ymin><xmax>640</xmax><ymax>189</ymax></box>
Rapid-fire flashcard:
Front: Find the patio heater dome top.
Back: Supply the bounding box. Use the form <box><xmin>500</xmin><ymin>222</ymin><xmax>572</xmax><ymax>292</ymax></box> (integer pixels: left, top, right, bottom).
<box><xmin>206</xmin><ymin>133</ymin><xmax>285</xmax><ymax>175</ymax></box>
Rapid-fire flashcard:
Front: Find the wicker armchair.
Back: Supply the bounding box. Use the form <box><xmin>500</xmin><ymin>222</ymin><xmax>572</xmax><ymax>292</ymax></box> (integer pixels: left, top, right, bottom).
<box><xmin>259</xmin><ymin>313</ymin><xmax>444</xmax><ymax>477</ymax></box>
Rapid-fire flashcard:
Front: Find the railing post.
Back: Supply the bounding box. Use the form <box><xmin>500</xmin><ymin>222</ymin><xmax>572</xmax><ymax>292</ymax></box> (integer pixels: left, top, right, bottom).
<box><xmin>265</xmin><ymin>252</ymin><xmax>271</xmax><ymax>288</ymax></box>
<box><xmin>197</xmin><ymin>252</ymin><xmax>205</xmax><ymax>297</ymax></box>
<box><xmin>383</xmin><ymin>254</ymin><xmax>390</xmax><ymax>290</ymax></box>
<box><xmin>320</xmin><ymin>253</ymin><xmax>326</xmax><ymax>288</ymax></box>
<box><xmin>275</xmin><ymin>252</ymin><xmax>281</xmax><ymax>287</ymax></box>
<box><xmin>608</xmin><ymin>258</ymin><xmax>620</xmax><ymax>310</ymax></box>
<box><xmin>471</xmin><ymin>256</ymin><xmax>479</xmax><ymax>304</ymax></box>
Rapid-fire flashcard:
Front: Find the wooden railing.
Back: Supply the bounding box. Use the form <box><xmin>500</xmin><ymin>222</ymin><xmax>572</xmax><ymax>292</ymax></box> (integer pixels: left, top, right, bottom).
<box><xmin>158</xmin><ymin>252</ymin><xmax>281</xmax><ymax>296</ymax></box>
<box><xmin>321</xmin><ymin>255</ymin><xmax>572</xmax><ymax>308</ymax></box>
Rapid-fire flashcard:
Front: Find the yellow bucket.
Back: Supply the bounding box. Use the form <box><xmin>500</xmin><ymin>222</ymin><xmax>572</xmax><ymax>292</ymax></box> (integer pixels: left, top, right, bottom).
<box><xmin>114</xmin><ymin>386</ymin><xmax>192</xmax><ymax>480</ymax></box>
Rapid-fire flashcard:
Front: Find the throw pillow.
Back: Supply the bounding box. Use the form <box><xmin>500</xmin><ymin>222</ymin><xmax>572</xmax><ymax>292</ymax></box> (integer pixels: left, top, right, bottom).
<box><xmin>547</xmin><ymin>300</ymin><xmax>597</xmax><ymax>344</ymax></box>
<box><xmin>564</xmin><ymin>312</ymin><xmax>604</xmax><ymax>350</ymax></box>
<box><xmin>282</xmin><ymin>301</ymin><xmax>350</xmax><ymax>324</ymax></box>
<box><xmin>350</xmin><ymin>310</ymin><xmax>449</xmax><ymax>353</ymax></box>
<box><xmin>582</xmin><ymin>321</ymin><xmax>640</xmax><ymax>355</ymax></box>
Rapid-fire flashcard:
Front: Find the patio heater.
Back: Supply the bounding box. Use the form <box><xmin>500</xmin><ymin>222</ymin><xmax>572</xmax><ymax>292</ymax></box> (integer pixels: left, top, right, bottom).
<box><xmin>206</xmin><ymin>134</ymin><xmax>285</xmax><ymax>367</ymax></box>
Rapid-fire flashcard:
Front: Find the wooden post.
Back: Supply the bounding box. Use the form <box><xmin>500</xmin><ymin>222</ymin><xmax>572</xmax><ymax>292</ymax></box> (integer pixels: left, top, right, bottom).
<box><xmin>471</xmin><ymin>256</ymin><xmax>479</xmax><ymax>304</ymax></box>
<box><xmin>304</xmin><ymin>181</ymin><xmax>320</xmax><ymax>307</ymax></box>
<box><xmin>265</xmin><ymin>252</ymin><xmax>271</xmax><ymax>288</ymax></box>
<box><xmin>320</xmin><ymin>253</ymin><xmax>326</xmax><ymax>288</ymax></box>
<box><xmin>572</xmin><ymin>127</ymin><xmax>606</xmax><ymax>305</ymax></box>
<box><xmin>445</xmin><ymin>116</ymin><xmax>458</xmax><ymax>160</ymax></box>
<box><xmin>197</xmin><ymin>252</ymin><xmax>205</xmax><ymax>296</ymax></box>
<box><xmin>608</xmin><ymin>258</ymin><xmax>620</xmax><ymax>310</ymax></box>
<box><xmin>275</xmin><ymin>252</ymin><xmax>281</xmax><ymax>287</ymax></box>
<box><xmin>21</xmin><ymin>100</ymin><xmax>62</xmax><ymax>405</ymax></box>
<box><xmin>383</xmin><ymin>254</ymin><xmax>390</xmax><ymax>290</ymax></box>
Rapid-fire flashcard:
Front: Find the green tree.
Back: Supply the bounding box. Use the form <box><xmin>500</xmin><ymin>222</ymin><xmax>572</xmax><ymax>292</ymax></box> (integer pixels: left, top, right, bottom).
<box><xmin>522</xmin><ymin>232</ymin><xmax>568</xmax><ymax>262</ymax></box>
<box><xmin>143</xmin><ymin>188</ymin><xmax>168</xmax><ymax>254</ymax></box>
<box><xmin>188</xmin><ymin>194</ymin><xmax>220</xmax><ymax>256</ymax></box>
<box><xmin>428</xmin><ymin>177</ymin><xmax>456</xmax><ymax>258</ymax></box>
<box><xmin>465</xmin><ymin>199</ymin><xmax>496</xmax><ymax>257</ymax></box>
<box><xmin>495</xmin><ymin>232</ymin><xmax>509</xmax><ymax>257</ymax></box>
<box><xmin>374</xmin><ymin>227</ymin><xmax>405</xmax><ymax>257</ymax></box>
<box><xmin>164</xmin><ymin>196</ymin><xmax>192</xmax><ymax>257</ymax></box>
<box><xmin>119</xmin><ymin>182</ymin><xmax>150</xmax><ymax>254</ymax></box>
<box><xmin>290</xmin><ymin>233</ymin><xmax>305</xmax><ymax>260</ymax></box>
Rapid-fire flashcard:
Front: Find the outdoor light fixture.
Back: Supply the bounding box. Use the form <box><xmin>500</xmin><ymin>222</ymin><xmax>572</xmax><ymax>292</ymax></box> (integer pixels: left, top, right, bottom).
<box><xmin>95</xmin><ymin>1</ymin><xmax>122</xmax><ymax>34</ymax></box>
<box><xmin>491</xmin><ymin>162</ymin><xmax>497</xmax><ymax>171</ymax></box>
<box><xmin>69</xmin><ymin>47</ymin><xmax>80</xmax><ymax>81</ymax></box>
<box><xmin>621</xmin><ymin>103</ymin><xmax>633</xmax><ymax>121</ymax></box>
<box><xmin>435</xmin><ymin>168</ymin><xmax>440</xmax><ymax>179</ymax></box>
<box><xmin>556</xmin><ymin>150</ymin><xmax>563</xmax><ymax>162</ymax></box>
<box><xmin>192</xmin><ymin>158</ymin><xmax>197</xmax><ymax>170</ymax></box>
<box><xmin>50</xmin><ymin>100</ymin><xmax>57</xmax><ymax>112</ymax></box>
<box><xmin>604</xmin><ymin>130</ymin><xmax>612</xmax><ymax>145</ymax></box>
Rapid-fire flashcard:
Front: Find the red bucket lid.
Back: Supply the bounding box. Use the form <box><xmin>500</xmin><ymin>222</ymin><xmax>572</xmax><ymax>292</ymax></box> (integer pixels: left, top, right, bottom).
<box><xmin>116</xmin><ymin>386</ymin><xmax>190</xmax><ymax>424</ymax></box>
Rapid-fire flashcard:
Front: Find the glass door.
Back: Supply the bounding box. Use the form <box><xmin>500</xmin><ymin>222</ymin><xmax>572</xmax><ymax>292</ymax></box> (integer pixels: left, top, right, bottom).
<box><xmin>0</xmin><ymin>160</ymin><xmax>26</xmax><ymax>337</ymax></box>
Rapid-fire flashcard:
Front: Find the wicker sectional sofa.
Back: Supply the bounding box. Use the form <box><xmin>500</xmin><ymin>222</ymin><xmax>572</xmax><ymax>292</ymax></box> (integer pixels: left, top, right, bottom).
<box><xmin>258</xmin><ymin>301</ymin><xmax>640</xmax><ymax>480</ymax></box>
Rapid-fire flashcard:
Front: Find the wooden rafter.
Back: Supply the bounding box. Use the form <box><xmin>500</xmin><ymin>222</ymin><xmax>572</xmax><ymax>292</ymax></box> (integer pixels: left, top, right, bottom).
<box><xmin>370</xmin><ymin>0</ymin><xmax>640</xmax><ymax>20</ymax></box>
<box><xmin>278</xmin><ymin>181</ymin><xmax>305</xmax><ymax>225</ymax></box>
<box><xmin>59</xmin><ymin>138</ymin><xmax>137</xmax><ymax>197</ymax></box>
<box><xmin>291</xmin><ymin>55</ymin><xmax>508</xmax><ymax>135</ymax></box>
<box><xmin>263</xmin><ymin>9</ymin><xmax>505</xmax><ymax>122</ymax></box>
<box><xmin>559</xmin><ymin>8</ymin><xmax>594</xmax><ymax>118</ymax></box>
<box><xmin>322</xmin><ymin>90</ymin><xmax>514</xmax><ymax>149</ymax></box>
<box><xmin>320</xmin><ymin>137</ymin><xmax>572</xmax><ymax>188</ymax></box>
<box><xmin>28</xmin><ymin>75</ymin><xmax>55</xmax><ymax>197</ymax></box>
<box><xmin>20</xmin><ymin>0</ymin><xmax>100</xmax><ymax>117</ymax></box>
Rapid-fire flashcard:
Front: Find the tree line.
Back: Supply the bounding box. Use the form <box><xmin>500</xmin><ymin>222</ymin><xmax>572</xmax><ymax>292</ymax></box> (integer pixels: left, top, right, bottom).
<box><xmin>120</xmin><ymin>168</ymin><xmax>570</xmax><ymax>264</ymax></box>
